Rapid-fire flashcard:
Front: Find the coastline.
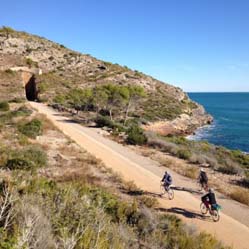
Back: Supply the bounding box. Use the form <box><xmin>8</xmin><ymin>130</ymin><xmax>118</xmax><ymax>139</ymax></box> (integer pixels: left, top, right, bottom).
<box><xmin>186</xmin><ymin>121</ymin><xmax>249</xmax><ymax>154</ymax></box>
<box><xmin>188</xmin><ymin>92</ymin><xmax>249</xmax><ymax>153</ymax></box>
<box><xmin>186</xmin><ymin>122</ymin><xmax>216</xmax><ymax>141</ymax></box>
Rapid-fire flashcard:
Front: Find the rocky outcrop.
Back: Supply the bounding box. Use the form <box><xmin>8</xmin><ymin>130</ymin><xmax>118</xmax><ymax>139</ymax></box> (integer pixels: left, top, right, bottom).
<box><xmin>143</xmin><ymin>105</ymin><xmax>213</xmax><ymax>136</ymax></box>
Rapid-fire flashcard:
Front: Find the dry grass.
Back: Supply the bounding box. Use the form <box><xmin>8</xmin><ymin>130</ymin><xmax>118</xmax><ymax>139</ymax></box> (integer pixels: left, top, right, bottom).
<box><xmin>182</xmin><ymin>166</ymin><xmax>198</xmax><ymax>179</ymax></box>
<box><xmin>229</xmin><ymin>188</ymin><xmax>249</xmax><ymax>206</ymax></box>
<box><xmin>34</xmin><ymin>113</ymin><xmax>58</xmax><ymax>132</ymax></box>
<box><xmin>122</xmin><ymin>180</ymin><xmax>143</xmax><ymax>195</ymax></box>
<box><xmin>139</xmin><ymin>195</ymin><xmax>158</xmax><ymax>208</ymax></box>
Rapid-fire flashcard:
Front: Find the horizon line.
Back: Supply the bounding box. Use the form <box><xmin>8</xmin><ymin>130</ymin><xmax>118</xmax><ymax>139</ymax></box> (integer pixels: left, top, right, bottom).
<box><xmin>187</xmin><ymin>91</ymin><xmax>249</xmax><ymax>93</ymax></box>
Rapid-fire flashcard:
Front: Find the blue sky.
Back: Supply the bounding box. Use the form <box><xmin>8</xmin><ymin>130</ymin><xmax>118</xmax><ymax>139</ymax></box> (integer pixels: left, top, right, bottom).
<box><xmin>1</xmin><ymin>0</ymin><xmax>249</xmax><ymax>92</ymax></box>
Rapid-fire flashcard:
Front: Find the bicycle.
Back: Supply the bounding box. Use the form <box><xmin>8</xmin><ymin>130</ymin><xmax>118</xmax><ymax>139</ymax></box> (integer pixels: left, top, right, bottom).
<box><xmin>160</xmin><ymin>182</ymin><xmax>174</xmax><ymax>200</ymax></box>
<box><xmin>200</xmin><ymin>202</ymin><xmax>221</xmax><ymax>222</ymax></box>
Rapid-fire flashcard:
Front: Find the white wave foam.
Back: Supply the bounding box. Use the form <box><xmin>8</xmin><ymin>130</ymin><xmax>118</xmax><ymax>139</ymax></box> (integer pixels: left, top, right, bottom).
<box><xmin>186</xmin><ymin>123</ymin><xmax>216</xmax><ymax>141</ymax></box>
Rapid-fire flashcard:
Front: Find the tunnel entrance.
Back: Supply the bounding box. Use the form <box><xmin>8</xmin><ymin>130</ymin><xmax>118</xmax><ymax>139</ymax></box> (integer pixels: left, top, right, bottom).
<box><xmin>25</xmin><ymin>75</ymin><xmax>38</xmax><ymax>101</ymax></box>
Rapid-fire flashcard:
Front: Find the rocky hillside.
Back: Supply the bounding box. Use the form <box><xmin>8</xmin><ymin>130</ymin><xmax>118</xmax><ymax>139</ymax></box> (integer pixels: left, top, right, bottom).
<box><xmin>0</xmin><ymin>27</ymin><xmax>212</xmax><ymax>134</ymax></box>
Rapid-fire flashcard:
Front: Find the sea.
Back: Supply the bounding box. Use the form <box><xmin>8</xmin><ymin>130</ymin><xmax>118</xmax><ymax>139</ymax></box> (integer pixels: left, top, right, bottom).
<box><xmin>187</xmin><ymin>92</ymin><xmax>249</xmax><ymax>153</ymax></box>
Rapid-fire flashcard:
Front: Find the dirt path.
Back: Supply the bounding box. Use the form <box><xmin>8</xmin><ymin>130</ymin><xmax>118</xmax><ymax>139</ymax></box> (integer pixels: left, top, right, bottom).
<box><xmin>30</xmin><ymin>102</ymin><xmax>249</xmax><ymax>249</ymax></box>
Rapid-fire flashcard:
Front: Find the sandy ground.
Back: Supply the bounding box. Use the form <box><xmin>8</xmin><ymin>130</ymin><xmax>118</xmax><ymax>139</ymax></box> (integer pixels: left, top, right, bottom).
<box><xmin>30</xmin><ymin>102</ymin><xmax>249</xmax><ymax>249</ymax></box>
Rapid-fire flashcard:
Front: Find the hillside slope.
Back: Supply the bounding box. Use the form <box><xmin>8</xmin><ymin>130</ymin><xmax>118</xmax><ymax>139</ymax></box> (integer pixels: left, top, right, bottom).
<box><xmin>0</xmin><ymin>27</ymin><xmax>212</xmax><ymax>135</ymax></box>
<box><xmin>30</xmin><ymin>101</ymin><xmax>249</xmax><ymax>249</ymax></box>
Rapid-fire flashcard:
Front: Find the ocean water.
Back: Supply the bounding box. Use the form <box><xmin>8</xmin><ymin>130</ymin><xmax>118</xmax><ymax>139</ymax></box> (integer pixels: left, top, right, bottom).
<box><xmin>187</xmin><ymin>92</ymin><xmax>249</xmax><ymax>153</ymax></box>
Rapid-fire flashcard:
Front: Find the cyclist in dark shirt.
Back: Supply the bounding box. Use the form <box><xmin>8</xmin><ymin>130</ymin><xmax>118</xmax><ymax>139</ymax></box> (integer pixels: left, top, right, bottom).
<box><xmin>161</xmin><ymin>171</ymin><xmax>172</xmax><ymax>190</ymax></box>
<box><xmin>201</xmin><ymin>188</ymin><xmax>217</xmax><ymax>209</ymax></box>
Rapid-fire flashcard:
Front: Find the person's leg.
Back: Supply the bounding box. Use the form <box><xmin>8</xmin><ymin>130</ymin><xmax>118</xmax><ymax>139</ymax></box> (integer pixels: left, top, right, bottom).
<box><xmin>204</xmin><ymin>200</ymin><xmax>210</xmax><ymax>209</ymax></box>
<box><xmin>164</xmin><ymin>183</ymin><xmax>169</xmax><ymax>191</ymax></box>
<box><xmin>204</xmin><ymin>182</ymin><xmax>208</xmax><ymax>191</ymax></box>
<box><xmin>202</xmin><ymin>196</ymin><xmax>209</xmax><ymax>208</ymax></box>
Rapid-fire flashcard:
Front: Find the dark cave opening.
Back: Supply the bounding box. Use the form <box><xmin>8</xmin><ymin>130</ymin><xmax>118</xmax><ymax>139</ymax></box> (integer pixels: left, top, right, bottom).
<box><xmin>25</xmin><ymin>75</ymin><xmax>38</xmax><ymax>101</ymax></box>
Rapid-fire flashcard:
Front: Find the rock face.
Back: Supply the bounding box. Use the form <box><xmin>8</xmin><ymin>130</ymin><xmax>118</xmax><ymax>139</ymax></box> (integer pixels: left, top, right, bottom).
<box><xmin>0</xmin><ymin>28</ymin><xmax>212</xmax><ymax>134</ymax></box>
<box><xmin>143</xmin><ymin>105</ymin><xmax>213</xmax><ymax>135</ymax></box>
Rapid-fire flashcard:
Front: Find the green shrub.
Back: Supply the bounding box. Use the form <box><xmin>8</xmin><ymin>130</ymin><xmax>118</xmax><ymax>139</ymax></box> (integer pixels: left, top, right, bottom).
<box><xmin>95</xmin><ymin>115</ymin><xmax>125</xmax><ymax>133</ymax></box>
<box><xmin>37</xmin><ymin>82</ymin><xmax>49</xmax><ymax>94</ymax></box>
<box><xmin>12</xmin><ymin>106</ymin><xmax>32</xmax><ymax>117</ymax></box>
<box><xmin>18</xmin><ymin>119</ymin><xmax>43</xmax><ymax>138</ymax></box>
<box><xmin>139</xmin><ymin>196</ymin><xmax>158</xmax><ymax>208</ymax></box>
<box><xmin>167</xmin><ymin>136</ymin><xmax>190</xmax><ymax>146</ymax></box>
<box><xmin>5</xmin><ymin>69</ymin><xmax>15</xmax><ymax>75</ymax></box>
<box><xmin>0</xmin><ymin>112</ymin><xmax>13</xmax><ymax>125</ymax></box>
<box><xmin>126</xmin><ymin>125</ymin><xmax>147</xmax><ymax>145</ymax></box>
<box><xmin>0</xmin><ymin>230</ymin><xmax>17</xmax><ymax>249</ymax></box>
<box><xmin>95</xmin><ymin>115</ymin><xmax>115</xmax><ymax>128</ymax></box>
<box><xmin>230</xmin><ymin>150</ymin><xmax>249</xmax><ymax>168</ymax></box>
<box><xmin>53</xmin><ymin>94</ymin><xmax>66</xmax><ymax>104</ymax></box>
<box><xmin>5</xmin><ymin>146</ymin><xmax>47</xmax><ymax>171</ymax></box>
<box><xmin>176</xmin><ymin>149</ymin><xmax>192</xmax><ymax>160</ymax></box>
<box><xmin>0</xmin><ymin>102</ymin><xmax>10</xmax><ymax>111</ymax></box>
<box><xmin>26</xmin><ymin>57</ymin><xmax>38</xmax><ymax>67</ymax></box>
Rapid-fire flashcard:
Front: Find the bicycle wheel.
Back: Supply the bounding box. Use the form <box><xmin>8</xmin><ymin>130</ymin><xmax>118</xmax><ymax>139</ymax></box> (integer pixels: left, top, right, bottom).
<box><xmin>167</xmin><ymin>188</ymin><xmax>174</xmax><ymax>200</ymax></box>
<box><xmin>160</xmin><ymin>184</ymin><xmax>166</xmax><ymax>195</ymax></box>
<box><xmin>212</xmin><ymin>210</ymin><xmax>220</xmax><ymax>222</ymax></box>
<box><xmin>200</xmin><ymin>202</ymin><xmax>208</xmax><ymax>214</ymax></box>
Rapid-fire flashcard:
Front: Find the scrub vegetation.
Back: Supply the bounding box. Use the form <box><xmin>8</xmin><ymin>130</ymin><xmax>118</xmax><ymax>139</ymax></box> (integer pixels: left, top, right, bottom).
<box><xmin>0</xmin><ymin>100</ymin><xmax>230</xmax><ymax>249</ymax></box>
<box><xmin>147</xmin><ymin>134</ymin><xmax>249</xmax><ymax>175</ymax></box>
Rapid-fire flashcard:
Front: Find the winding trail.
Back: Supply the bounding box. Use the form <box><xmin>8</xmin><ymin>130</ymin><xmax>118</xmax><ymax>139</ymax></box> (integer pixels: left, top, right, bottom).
<box><xmin>30</xmin><ymin>102</ymin><xmax>249</xmax><ymax>249</ymax></box>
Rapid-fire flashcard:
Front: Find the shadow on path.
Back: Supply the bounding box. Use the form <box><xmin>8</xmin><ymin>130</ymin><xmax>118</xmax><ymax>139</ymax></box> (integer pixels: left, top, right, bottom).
<box><xmin>172</xmin><ymin>186</ymin><xmax>201</xmax><ymax>195</ymax></box>
<box><xmin>157</xmin><ymin>207</ymin><xmax>212</xmax><ymax>222</ymax></box>
<box><xmin>52</xmin><ymin>113</ymin><xmax>91</xmax><ymax>125</ymax></box>
<box><xmin>144</xmin><ymin>191</ymin><xmax>164</xmax><ymax>198</ymax></box>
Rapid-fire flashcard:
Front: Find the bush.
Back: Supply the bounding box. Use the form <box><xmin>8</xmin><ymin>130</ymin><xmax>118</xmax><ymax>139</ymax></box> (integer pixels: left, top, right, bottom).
<box><xmin>139</xmin><ymin>196</ymin><xmax>158</xmax><ymax>208</ymax></box>
<box><xmin>217</xmin><ymin>163</ymin><xmax>240</xmax><ymax>175</ymax></box>
<box><xmin>126</xmin><ymin>125</ymin><xmax>147</xmax><ymax>145</ymax></box>
<box><xmin>123</xmin><ymin>181</ymin><xmax>143</xmax><ymax>195</ymax></box>
<box><xmin>229</xmin><ymin>188</ymin><xmax>249</xmax><ymax>206</ymax></box>
<box><xmin>18</xmin><ymin>119</ymin><xmax>43</xmax><ymax>138</ymax></box>
<box><xmin>230</xmin><ymin>150</ymin><xmax>249</xmax><ymax>168</ymax></box>
<box><xmin>5</xmin><ymin>146</ymin><xmax>47</xmax><ymax>171</ymax></box>
<box><xmin>95</xmin><ymin>116</ymin><xmax>125</xmax><ymax>134</ymax></box>
<box><xmin>53</xmin><ymin>94</ymin><xmax>66</xmax><ymax>104</ymax></box>
<box><xmin>147</xmin><ymin>136</ymin><xmax>178</xmax><ymax>154</ymax></box>
<box><xmin>240</xmin><ymin>178</ymin><xmax>249</xmax><ymax>188</ymax></box>
<box><xmin>12</xmin><ymin>106</ymin><xmax>32</xmax><ymax>117</ymax></box>
<box><xmin>183</xmin><ymin>166</ymin><xmax>198</xmax><ymax>179</ymax></box>
<box><xmin>95</xmin><ymin>115</ymin><xmax>115</xmax><ymax>128</ymax></box>
<box><xmin>0</xmin><ymin>101</ymin><xmax>10</xmax><ymax>111</ymax></box>
<box><xmin>26</xmin><ymin>57</ymin><xmax>38</xmax><ymax>68</ymax></box>
<box><xmin>5</xmin><ymin>69</ymin><xmax>15</xmax><ymax>75</ymax></box>
<box><xmin>176</xmin><ymin>149</ymin><xmax>192</xmax><ymax>160</ymax></box>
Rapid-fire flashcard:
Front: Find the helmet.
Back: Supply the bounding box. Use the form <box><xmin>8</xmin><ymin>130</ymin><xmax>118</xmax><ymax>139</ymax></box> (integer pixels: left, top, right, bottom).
<box><xmin>200</xmin><ymin>168</ymin><xmax>205</xmax><ymax>172</ymax></box>
<box><xmin>209</xmin><ymin>188</ymin><xmax>214</xmax><ymax>193</ymax></box>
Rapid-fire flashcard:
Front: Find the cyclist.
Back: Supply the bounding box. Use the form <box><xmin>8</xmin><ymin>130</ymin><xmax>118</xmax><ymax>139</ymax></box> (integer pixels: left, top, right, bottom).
<box><xmin>201</xmin><ymin>188</ymin><xmax>217</xmax><ymax>211</ymax></box>
<box><xmin>161</xmin><ymin>171</ymin><xmax>172</xmax><ymax>191</ymax></box>
<box><xmin>198</xmin><ymin>168</ymin><xmax>208</xmax><ymax>190</ymax></box>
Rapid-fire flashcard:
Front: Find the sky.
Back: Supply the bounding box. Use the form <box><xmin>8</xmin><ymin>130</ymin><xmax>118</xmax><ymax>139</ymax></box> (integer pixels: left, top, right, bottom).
<box><xmin>1</xmin><ymin>0</ymin><xmax>249</xmax><ymax>92</ymax></box>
